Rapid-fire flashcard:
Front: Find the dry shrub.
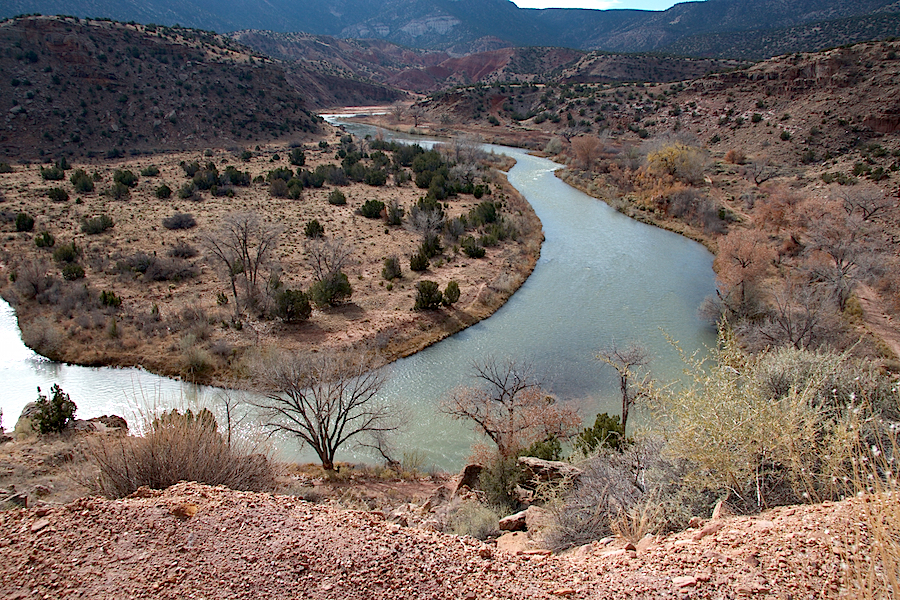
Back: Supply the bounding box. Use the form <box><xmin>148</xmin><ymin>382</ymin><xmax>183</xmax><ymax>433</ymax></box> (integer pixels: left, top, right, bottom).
<box><xmin>843</xmin><ymin>424</ymin><xmax>900</xmax><ymax>599</ymax></box>
<box><xmin>20</xmin><ymin>316</ymin><xmax>64</xmax><ymax>360</ymax></box>
<box><xmin>644</xmin><ymin>143</ymin><xmax>709</xmax><ymax>185</ymax></box>
<box><xmin>85</xmin><ymin>407</ymin><xmax>273</xmax><ymax>498</ymax></box>
<box><xmin>724</xmin><ymin>149</ymin><xmax>746</xmax><ymax>165</ymax></box>
<box><xmin>645</xmin><ymin>328</ymin><xmax>892</xmax><ymax>512</ymax></box>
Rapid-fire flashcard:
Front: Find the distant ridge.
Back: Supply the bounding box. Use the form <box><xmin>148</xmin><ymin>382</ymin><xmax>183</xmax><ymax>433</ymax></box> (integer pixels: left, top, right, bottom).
<box><xmin>3</xmin><ymin>0</ymin><xmax>900</xmax><ymax>57</ymax></box>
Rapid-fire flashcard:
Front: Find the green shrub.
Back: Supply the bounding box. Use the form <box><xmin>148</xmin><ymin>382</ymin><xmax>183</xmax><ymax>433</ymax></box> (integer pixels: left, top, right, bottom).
<box><xmin>275</xmin><ymin>288</ymin><xmax>312</xmax><ymax>322</ymax></box>
<box><xmin>443</xmin><ymin>280</ymin><xmax>460</xmax><ymax>306</ymax></box>
<box><xmin>240</xmin><ymin>150</ymin><xmax>253</xmax><ymax>161</ymax></box>
<box><xmin>113</xmin><ymin>169</ymin><xmax>138</xmax><ymax>187</ymax></box>
<box><xmin>478</xmin><ymin>453</ymin><xmax>522</xmax><ymax>512</ymax></box>
<box><xmin>62</xmin><ymin>263</ymin><xmax>85</xmax><ymax>280</ymax></box>
<box><xmin>34</xmin><ymin>231</ymin><xmax>55</xmax><ymax>248</ymax></box>
<box><xmin>70</xmin><ymin>169</ymin><xmax>94</xmax><ymax>193</ymax></box>
<box><xmin>34</xmin><ymin>384</ymin><xmax>76</xmax><ymax>433</ymax></box>
<box><xmin>364</xmin><ymin>169</ymin><xmax>387</xmax><ymax>186</ymax></box>
<box><xmin>47</xmin><ymin>187</ymin><xmax>69</xmax><ymax>202</ymax></box>
<box><xmin>140</xmin><ymin>165</ymin><xmax>160</xmax><ymax>177</ymax></box>
<box><xmin>359</xmin><ymin>199</ymin><xmax>385</xmax><ymax>219</ymax></box>
<box><xmin>40</xmin><ymin>165</ymin><xmax>65</xmax><ymax>181</ymax></box>
<box><xmin>574</xmin><ymin>412</ymin><xmax>626</xmax><ymax>455</ymax></box>
<box><xmin>16</xmin><ymin>212</ymin><xmax>35</xmax><ymax>232</ymax></box>
<box><xmin>152</xmin><ymin>184</ymin><xmax>170</xmax><ymax>199</ymax></box>
<box><xmin>382</xmin><ymin>256</ymin><xmax>402</xmax><ymax>281</ymax></box>
<box><xmin>461</xmin><ymin>236</ymin><xmax>485</xmax><ymax>258</ymax></box>
<box><xmin>780</xmin><ymin>130</ymin><xmax>791</xmax><ymax>141</ymax></box>
<box><xmin>309</xmin><ymin>272</ymin><xmax>352</xmax><ymax>307</ymax></box>
<box><xmin>525</xmin><ymin>435</ymin><xmax>564</xmax><ymax>461</ymax></box>
<box><xmin>289</xmin><ymin>148</ymin><xmax>306</xmax><ymax>166</ymax></box>
<box><xmin>304</xmin><ymin>219</ymin><xmax>324</xmax><ymax>238</ymax></box>
<box><xmin>177</xmin><ymin>182</ymin><xmax>197</xmax><ymax>200</ymax></box>
<box><xmin>414</xmin><ymin>280</ymin><xmax>443</xmax><ymax>310</ymax></box>
<box><xmin>0</xmin><ymin>162</ymin><xmax>12</xmax><ymax>173</ymax></box>
<box><xmin>100</xmin><ymin>290</ymin><xmax>122</xmax><ymax>307</ymax></box>
<box><xmin>53</xmin><ymin>241</ymin><xmax>79</xmax><ymax>263</ymax></box>
<box><xmin>106</xmin><ymin>181</ymin><xmax>131</xmax><ymax>200</ymax></box>
<box><xmin>81</xmin><ymin>214</ymin><xmax>114</xmax><ymax>234</ymax></box>
<box><xmin>385</xmin><ymin>200</ymin><xmax>404</xmax><ymax>226</ymax></box>
<box><xmin>409</xmin><ymin>251</ymin><xmax>429</xmax><ymax>272</ymax></box>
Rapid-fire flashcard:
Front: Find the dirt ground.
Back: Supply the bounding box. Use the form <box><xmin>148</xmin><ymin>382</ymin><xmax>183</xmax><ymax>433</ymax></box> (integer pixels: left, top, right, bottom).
<box><xmin>0</xmin><ymin>122</ymin><xmax>542</xmax><ymax>386</ymax></box>
<box><xmin>0</xmin><ymin>479</ymin><xmax>867</xmax><ymax>600</ymax></box>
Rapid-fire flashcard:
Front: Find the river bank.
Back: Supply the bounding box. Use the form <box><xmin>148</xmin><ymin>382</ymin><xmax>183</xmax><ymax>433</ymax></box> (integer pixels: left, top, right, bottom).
<box><xmin>0</xmin><ymin>125</ymin><xmax>542</xmax><ymax>390</ymax></box>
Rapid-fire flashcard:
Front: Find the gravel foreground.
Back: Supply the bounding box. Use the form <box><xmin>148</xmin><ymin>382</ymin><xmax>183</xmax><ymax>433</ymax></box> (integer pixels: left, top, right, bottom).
<box><xmin>0</xmin><ymin>482</ymin><xmax>853</xmax><ymax>599</ymax></box>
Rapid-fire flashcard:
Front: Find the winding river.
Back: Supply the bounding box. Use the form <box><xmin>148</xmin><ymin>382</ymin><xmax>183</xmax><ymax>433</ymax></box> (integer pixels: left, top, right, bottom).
<box><xmin>0</xmin><ymin>122</ymin><xmax>716</xmax><ymax>470</ymax></box>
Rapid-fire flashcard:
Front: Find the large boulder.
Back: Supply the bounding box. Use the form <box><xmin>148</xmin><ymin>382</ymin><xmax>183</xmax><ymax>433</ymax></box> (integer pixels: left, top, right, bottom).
<box><xmin>454</xmin><ymin>463</ymin><xmax>483</xmax><ymax>495</ymax></box>
<box><xmin>14</xmin><ymin>402</ymin><xmax>40</xmax><ymax>437</ymax></box>
<box><xmin>517</xmin><ymin>456</ymin><xmax>582</xmax><ymax>484</ymax></box>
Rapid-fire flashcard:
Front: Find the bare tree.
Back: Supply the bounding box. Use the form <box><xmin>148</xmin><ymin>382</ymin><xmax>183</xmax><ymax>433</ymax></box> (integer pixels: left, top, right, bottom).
<box><xmin>390</xmin><ymin>103</ymin><xmax>405</xmax><ymax>124</ymax></box>
<box><xmin>596</xmin><ymin>343</ymin><xmax>650</xmax><ymax>434</ymax></box>
<box><xmin>203</xmin><ymin>212</ymin><xmax>281</xmax><ymax>312</ymax></box>
<box><xmin>806</xmin><ymin>211</ymin><xmax>870</xmax><ymax>311</ymax></box>
<box><xmin>408</xmin><ymin>105</ymin><xmax>424</xmax><ymax>128</ymax></box>
<box><xmin>305</xmin><ymin>236</ymin><xmax>353</xmax><ymax>282</ymax></box>
<box><xmin>255</xmin><ymin>350</ymin><xmax>403</xmax><ymax>471</ymax></box>
<box><xmin>442</xmin><ymin>358</ymin><xmax>580</xmax><ymax>457</ymax></box>
<box><xmin>756</xmin><ymin>278</ymin><xmax>834</xmax><ymax>350</ymax></box>
<box><xmin>742</xmin><ymin>157</ymin><xmax>776</xmax><ymax>186</ymax></box>
<box><xmin>571</xmin><ymin>136</ymin><xmax>603</xmax><ymax>171</ymax></box>
<box><xmin>835</xmin><ymin>183</ymin><xmax>895</xmax><ymax>222</ymax></box>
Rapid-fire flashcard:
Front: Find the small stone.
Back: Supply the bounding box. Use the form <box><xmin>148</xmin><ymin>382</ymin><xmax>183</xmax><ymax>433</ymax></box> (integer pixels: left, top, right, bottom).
<box><xmin>623</xmin><ymin>542</ymin><xmax>637</xmax><ymax>552</ymax></box>
<box><xmin>31</xmin><ymin>518</ymin><xmax>51</xmax><ymax>533</ymax></box>
<box><xmin>552</xmin><ymin>588</ymin><xmax>577</xmax><ymax>596</ymax></box>
<box><xmin>673</xmin><ymin>576</ymin><xmax>697</xmax><ymax>588</ymax></box>
<box><xmin>477</xmin><ymin>546</ymin><xmax>493</xmax><ymax>559</ymax></box>
<box><xmin>692</xmin><ymin>522</ymin><xmax>723</xmax><ymax>541</ymax></box>
<box><xmin>711</xmin><ymin>500</ymin><xmax>733</xmax><ymax>520</ymax></box>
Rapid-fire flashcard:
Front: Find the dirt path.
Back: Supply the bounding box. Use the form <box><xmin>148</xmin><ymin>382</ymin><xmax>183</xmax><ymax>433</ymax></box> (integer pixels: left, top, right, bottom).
<box><xmin>856</xmin><ymin>284</ymin><xmax>900</xmax><ymax>360</ymax></box>
<box><xmin>0</xmin><ymin>482</ymin><xmax>858</xmax><ymax>599</ymax></box>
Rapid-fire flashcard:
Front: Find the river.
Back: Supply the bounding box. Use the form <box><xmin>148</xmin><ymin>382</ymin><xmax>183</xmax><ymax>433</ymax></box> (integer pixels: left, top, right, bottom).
<box><xmin>0</xmin><ymin>122</ymin><xmax>716</xmax><ymax>470</ymax></box>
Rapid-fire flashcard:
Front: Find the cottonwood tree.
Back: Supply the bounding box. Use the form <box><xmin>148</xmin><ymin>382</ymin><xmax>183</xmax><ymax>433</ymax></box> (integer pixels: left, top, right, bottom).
<box><xmin>203</xmin><ymin>212</ymin><xmax>281</xmax><ymax>313</ymax></box>
<box><xmin>442</xmin><ymin>358</ymin><xmax>580</xmax><ymax>458</ymax></box>
<box><xmin>595</xmin><ymin>342</ymin><xmax>650</xmax><ymax>434</ymax></box>
<box><xmin>713</xmin><ymin>228</ymin><xmax>776</xmax><ymax>320</ymax></box>
<box><xmin>305</xmin><ymin>236</ymin><xmax>354</xmax><ymax>306</ymax></box>
<box><xmin>255</xmin><ymin>351</ymin><xmax>403</xmax><ymax>471</ymax></box>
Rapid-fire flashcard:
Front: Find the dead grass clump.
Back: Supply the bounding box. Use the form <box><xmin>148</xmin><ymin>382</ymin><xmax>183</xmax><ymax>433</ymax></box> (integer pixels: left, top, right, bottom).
<box><xmin>444</xmin><ymin>499</ymin><xmax>500</xmax><ymax>540</ymax></box>
<box><xmin>85</xmin><ymin>407</ymin><xmax>273</xmax><ymax>498</ymax></box>
<box><xmin>20</xmin><ymin>316</ymin><xmax>64</xmax><ymax>360</ymax></box>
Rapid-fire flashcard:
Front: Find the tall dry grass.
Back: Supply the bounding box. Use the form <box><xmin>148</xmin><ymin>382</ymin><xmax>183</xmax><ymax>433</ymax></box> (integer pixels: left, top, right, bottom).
<box><xmin>84</xmin><ymin>407</ymin><xmax>273</xmax><ymax>498</ymax></box>
<box><xmin>843</xmin><ymin>423</ymin><xmax>900</xmax><ymax>599</ymax></box>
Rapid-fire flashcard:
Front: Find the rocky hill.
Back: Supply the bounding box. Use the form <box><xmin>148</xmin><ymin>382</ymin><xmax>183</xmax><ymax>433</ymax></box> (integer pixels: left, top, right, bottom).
<box><xmin>3</xmin><ymin>0</ymin><xmax>899</xmax><ymax>57</ymax></box>
<box><xmin>233</xmin><ymin>31</ymin><xmax>744</xmax><ymax>95</ymax></box>
<box><xmin>0</xmin><ymin>15</ymin><xmax>322</xmax><ymax>159</ymax></box>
